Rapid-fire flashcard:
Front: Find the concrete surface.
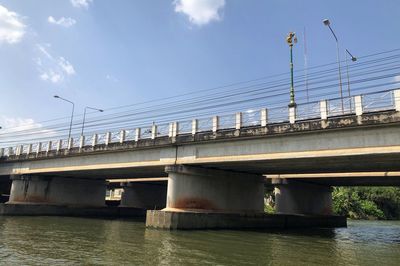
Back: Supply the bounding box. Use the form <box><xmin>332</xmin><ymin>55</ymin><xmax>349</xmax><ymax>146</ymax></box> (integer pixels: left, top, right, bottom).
<box><xmin>164</xmin><ymin>165</ymin><xmax>264</xmax><ymax>213</ymax></box>
<box><xmin>120</xmin><ymin>182</ymin><xmax>167</xmax><ymax>209</ymax></box>
<box><xmin>8</xmin><ymin>175</ymin><xmax>106</xmax><ymax>206</ymax></box>
<box><xmin>274</xmin><ymin>180</ymin><xmax>333</xmax><ymax>215</ymax></box>
<box><xmin>145</xmin><ymin>210</ymin><xmax>347</xmax><ymax>230</ymax></box>
<box><xmin>0</xmin><ymin>203</ymin><xmax>146</xmax><ymax>217</ymax></box>
<box><xmin>1</xmin><ymin>111</ymin><xmax>400</xmax><ymax>188</ymax></box>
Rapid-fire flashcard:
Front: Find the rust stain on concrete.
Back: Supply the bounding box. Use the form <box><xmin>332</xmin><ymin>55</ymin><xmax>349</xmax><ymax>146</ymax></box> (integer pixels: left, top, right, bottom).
<box><xmin>173</xmin><ymin>197</ymin><xmax>218</xmax><ymax>210</ymax></box>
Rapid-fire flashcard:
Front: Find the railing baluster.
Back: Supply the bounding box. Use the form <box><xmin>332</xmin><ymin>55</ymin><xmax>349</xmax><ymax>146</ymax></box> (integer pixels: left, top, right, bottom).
<box><xmin>355</xmin><ymin>95</ymin><xmax>363</xmax><ymax>116</ymax></box>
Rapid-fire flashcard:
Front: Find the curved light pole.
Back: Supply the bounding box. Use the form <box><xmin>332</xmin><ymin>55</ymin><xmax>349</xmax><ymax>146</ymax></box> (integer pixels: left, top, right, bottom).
<box><xmin>54</xmin><ymin>95</ymin><xmax>74</xmax><ymax>141</ymax></box>
<box><xmin>345</xmin><ymin>49</ymin><xmax>357</xmax><ymax>98</ymax></box>
<box><xmin>81</xmin><ymin>106</ymin><xmax>103</xmax><ymax>136</ymax></box>
<box><xmin>323</xmin><ymin>19</ymin><xmax>344</xmax><ymax>113</ymax></box>
<box><xmin>286</xmin><ymin>32</ymin><xmax>297</xmax><ymax>107</ymax></box>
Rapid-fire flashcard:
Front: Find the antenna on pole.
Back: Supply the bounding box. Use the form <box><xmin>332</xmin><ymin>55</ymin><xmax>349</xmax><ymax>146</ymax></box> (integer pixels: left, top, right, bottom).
<box><xmin>303</xmin><ymin>26</ymin><xmax>309</xmax><ymax>103</ymax></box>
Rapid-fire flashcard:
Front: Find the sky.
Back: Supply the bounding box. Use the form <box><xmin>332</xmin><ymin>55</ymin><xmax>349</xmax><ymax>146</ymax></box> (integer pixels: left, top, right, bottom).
<box><xmin>0</xmin><ymin>0</ymin><xmax>399</xmax><ymax>137</ymax></box>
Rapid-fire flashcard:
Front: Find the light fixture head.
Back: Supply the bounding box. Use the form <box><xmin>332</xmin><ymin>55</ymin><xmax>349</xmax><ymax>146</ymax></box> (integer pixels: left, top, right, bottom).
<box><xmin>351</xmin><ymin>57</ymin><xmax>357</xmax><ymax>62</ymax></box>
<box><xmin>54</xmin><ymin>95</ymin><xmax>60</xmax><ymax>98</ymax></box>
<box><xmin>323</xmin><ymin>19</ymin><xmax>330</xmax><ymax>26</ymax></box>
<box><xmin>286</xmin><ymin>32</ymin><xmax>297</xmax><ymax>45</ymax></box>
<box><xmin>99</xmin><ymin>109</ymin><xmax>104</xmax><ymax>112</ymax></box>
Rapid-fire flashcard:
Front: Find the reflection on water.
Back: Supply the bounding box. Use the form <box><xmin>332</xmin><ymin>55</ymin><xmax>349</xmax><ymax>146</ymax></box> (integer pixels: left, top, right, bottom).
<box><xmin>0</xmin><ymin>217</ymin><xmax>399</xmax><ymax>265</ymax></box>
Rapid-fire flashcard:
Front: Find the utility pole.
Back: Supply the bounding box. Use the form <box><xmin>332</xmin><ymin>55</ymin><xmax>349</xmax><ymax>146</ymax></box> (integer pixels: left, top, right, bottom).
<box><xmin>286</xmin><ymin>32</ymin><xmax>297</xmax><ymax>107</ymax></box>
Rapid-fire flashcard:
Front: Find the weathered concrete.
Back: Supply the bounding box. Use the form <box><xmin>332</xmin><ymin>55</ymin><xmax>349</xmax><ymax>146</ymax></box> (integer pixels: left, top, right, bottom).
<box><xmin>120</xmin><ymin>182</ymin><xmax>167</xmax><ymax>209</ymax></box>
<box><xmin>146</xmin><ymin>210</ymin><xmax>347</xmax><ymax>230</ymax></box>
<box><xmin>8</xmin><ymin>175</ymin><xmax>106</xmax><ymax>206</ymax></box>
<box><xmin>0</xmin><ymin>178</ymin><xmax>11</xmax><ymax>203</ymax></box>
<box><xmin>1</xmin><ymin>111</ymin><xmax>400</xmax><ymax>183</ymax></box>
<box><xmin>0</xmin><ymin>203</ymin><xmax>146</xmax><ymax>217</ymax></box>
<box><xmin>164</xmin><ymin>165</ymin><xmax>264</xmax><ymax>213</ymax></box>
<box><xmin>274</xmin><ymin>179</ymin><xmax>333</xmax><ymax>215</ymax></box>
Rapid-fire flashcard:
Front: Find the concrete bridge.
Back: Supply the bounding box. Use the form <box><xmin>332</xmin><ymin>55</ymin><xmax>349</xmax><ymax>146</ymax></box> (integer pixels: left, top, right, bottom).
<box><xmin>0</xmin><ymin>89</ymin><xmax>399</xmax><ymax>229</ymax></box>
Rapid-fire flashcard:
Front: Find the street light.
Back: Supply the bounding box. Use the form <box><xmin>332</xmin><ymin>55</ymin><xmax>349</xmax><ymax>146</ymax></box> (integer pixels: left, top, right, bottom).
<box><xmin>286</xmin><ymin>32</ymin><xmax>297</xmax><ymax>107</ymax></box>
<box><xmin>323</xmin><ymin>18</ymin><xmax>344</xmax><ymax>113</ymax></box>
<box><xmin>54</xmin><ymin>95</ymin><xmax>74</xmax><ymax>141</ymax></box>
<box><xmin>81</xmin><ymin>106</ymin><xmax>103</xmax><ymax>136</ymax></box>
<box><xmin>345</xmin><ymin>49</ymin><xmax>357</xmax><ymax>100</ymax></box>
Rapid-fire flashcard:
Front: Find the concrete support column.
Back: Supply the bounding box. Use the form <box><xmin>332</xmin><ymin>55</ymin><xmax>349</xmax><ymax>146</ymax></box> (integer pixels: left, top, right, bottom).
<box><xmin>289</xmin><ymin>106</ymin><xmax>296</xmax><ymax>124</ymax></box>
<box><xmin>120</xmin><ymin>182</ymin><xmax>167</xmax><ymax>209</ymax></box>
<box><xmin>146</xmin><ymin>165</ymin><xmax>267</xmax><ymax>229</ymax></box>
<box><xmin>164</xmin><ymin>165</ymin><xmax>264</xmax><ymax>213</ymax></box>
<box><xmin>7</xmin><ymin>175</ymin><xmax>106</xmax><ymax>207</ymax></box>
<box><xmin>274</xmin><ymin>179</ymin><xmax>333</xmax><ymax>215</ymax></box>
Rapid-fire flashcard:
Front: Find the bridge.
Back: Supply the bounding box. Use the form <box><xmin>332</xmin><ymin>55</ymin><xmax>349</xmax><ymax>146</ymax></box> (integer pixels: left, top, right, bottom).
<box><xmin>0</xmin><ymin>88</ymin><xmax>399</xmax><ymax>229</ymax></box>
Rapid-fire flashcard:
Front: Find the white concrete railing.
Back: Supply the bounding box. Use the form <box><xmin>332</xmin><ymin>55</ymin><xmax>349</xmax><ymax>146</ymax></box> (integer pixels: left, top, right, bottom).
<box><xmin>1</xmin><ymin>88</ymin><xmax>399</xmax><ymax>158</ymax></box>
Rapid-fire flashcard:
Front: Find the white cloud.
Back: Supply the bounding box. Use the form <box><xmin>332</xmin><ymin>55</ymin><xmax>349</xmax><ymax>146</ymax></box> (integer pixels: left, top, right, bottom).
<box><xmin>71</xmin><ymin>0</ymin><xmax>93</xmax><ymax>9</ymax></box>
<box><xmin>0</xmin><ymin>4</ymin><xmax>26</xmax><ymax>44</ymax></box>
<box><xmin>394</xmin><ymin>76</ymin><xmax>400</xmax><ymax>82</ymax></box>
<box><xmin>36</xmin><ymin>44</ymin><xmax>76</xmax><ymax>84</ymax></box>
<box><xmin>0</xmin><ymin>116</ymin><xmax>56</xmax><ymax>136</ymax></box>
<box><xmin>48</xmin><ymin>16</ymin><xmax>76</xmax><ymax>28</ymax></box>
<box><xmin>173</xmin><ymin>0</ymin><xmax>225</xmax><ymax>26</ymax></box>
<box><xmin>58</xmin><ymin>57</ymin><xmax>75</xmax><ymax>75</ymax></box>
<box><xmin>106</xmin><ymin>74</ymin><xmax>118</xmax><ymax>82</ymax></box>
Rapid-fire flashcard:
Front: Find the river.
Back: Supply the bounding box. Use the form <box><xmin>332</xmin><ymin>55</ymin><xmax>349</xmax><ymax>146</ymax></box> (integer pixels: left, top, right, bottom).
<box><xmin>0</xmin><ymin>217</ymin><xmax>399</xmax><ymax>265</ymax></box>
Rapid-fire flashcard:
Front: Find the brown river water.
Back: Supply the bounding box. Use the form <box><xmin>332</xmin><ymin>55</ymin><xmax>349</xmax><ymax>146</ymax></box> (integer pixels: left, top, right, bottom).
<box><xmin>0</xmin><ymin>217</ymin><xmax>399</xmax><ymax>265</ymax></box>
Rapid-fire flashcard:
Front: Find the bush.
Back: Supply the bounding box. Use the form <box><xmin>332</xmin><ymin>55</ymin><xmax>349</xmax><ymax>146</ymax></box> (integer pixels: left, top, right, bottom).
<box><xmin>332</xmin><ymin>187</ymin><xmax>400</xmax><ymax>220</ymax></box>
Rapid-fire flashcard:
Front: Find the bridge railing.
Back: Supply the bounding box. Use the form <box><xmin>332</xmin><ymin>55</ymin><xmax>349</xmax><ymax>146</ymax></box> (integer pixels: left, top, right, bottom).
<box><xmin>362</xmin><ymin>90</ymin><xmax>395</xmax><ymax>112</ymax></box>
<box><xmin>1</xmin><ymin>88</ymin><xmax>400</xmax><ymax>159</ymax></box>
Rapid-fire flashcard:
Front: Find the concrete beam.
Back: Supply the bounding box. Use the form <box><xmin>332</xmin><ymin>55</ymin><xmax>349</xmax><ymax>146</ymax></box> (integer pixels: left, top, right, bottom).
<box><xmin>8</xmin><ymin>175</ymin><xmax>106</xmax><ymax>207</ymax></box>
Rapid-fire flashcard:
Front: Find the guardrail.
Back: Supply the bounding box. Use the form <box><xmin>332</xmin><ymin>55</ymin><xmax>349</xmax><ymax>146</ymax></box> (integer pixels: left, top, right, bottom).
<box><xmin>1</xmin><ymin>89</ymin><xmax>399</xmax><ymax>158</ymax></box>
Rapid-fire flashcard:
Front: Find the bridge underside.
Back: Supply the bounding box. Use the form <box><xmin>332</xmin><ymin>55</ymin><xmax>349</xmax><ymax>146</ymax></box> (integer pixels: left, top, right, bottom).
<box><xmin>3</xmin><ymin>152</ymin><xmax>399</xmax><ymax>186</ymax></box>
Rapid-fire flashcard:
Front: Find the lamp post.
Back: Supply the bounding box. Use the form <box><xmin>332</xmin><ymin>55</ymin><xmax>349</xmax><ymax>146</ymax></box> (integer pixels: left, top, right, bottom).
<box><xmin>323</xmin><ymin>19</ymin><xmax>344</xmax><ymax>113</ymax></box>
<box><xmin>54</xmin><ymin>95</ymin><xmax>74</xmax><ymax>141</ymax></box>
<box><xmin>286</xmin><ymin>32</ymin><xmax>297</xmax><ymax>107</ymax></box>
<box><xmin>345</xmin><ymin>49</ymin><xmax>357</xmax><ymax>98</ymax></box>
<box><xmin>81</xmin><ymin>106</ymin><xmax>103</xmax><ymax>136</ymax></box>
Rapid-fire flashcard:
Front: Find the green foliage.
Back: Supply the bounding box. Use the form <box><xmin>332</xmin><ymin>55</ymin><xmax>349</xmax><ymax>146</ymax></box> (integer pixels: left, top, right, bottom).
<box><xmin>264</xmin><ymin>190</ymin><xmax>275</xmax><ymax>214</ymax></box>
<box><xmin>332</xmin><ymin>187</ymin><xmax>400</xmax><ymax>220</ymax></box>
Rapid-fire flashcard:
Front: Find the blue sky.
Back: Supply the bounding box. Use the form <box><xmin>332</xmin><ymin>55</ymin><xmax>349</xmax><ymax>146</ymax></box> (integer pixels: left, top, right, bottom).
<box><xmin>0</xmin><ymin>0</ymin><xmax>399</xmax><ymax>135</ymax></box>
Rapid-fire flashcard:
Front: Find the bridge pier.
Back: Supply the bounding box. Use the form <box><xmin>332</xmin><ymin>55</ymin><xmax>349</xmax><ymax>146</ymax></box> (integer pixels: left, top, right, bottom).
<box><xmin>274</xmin><ymin>179</ymin><xmax>333</xmax><ymax>215</ymax></box>
<box><xmin>120</xmin><ymin>182</ymin><xmax>167</xmax><ymax>209</ymax></box>
<box><xmin>7</xmin><ymin>175</ymin><xmax>106</xmax><ymax>206</ymax></box>
<box><xmin>146</xmin><ymin>165</ymin><xmax>267</xmax><ymax>229</ymax></box>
